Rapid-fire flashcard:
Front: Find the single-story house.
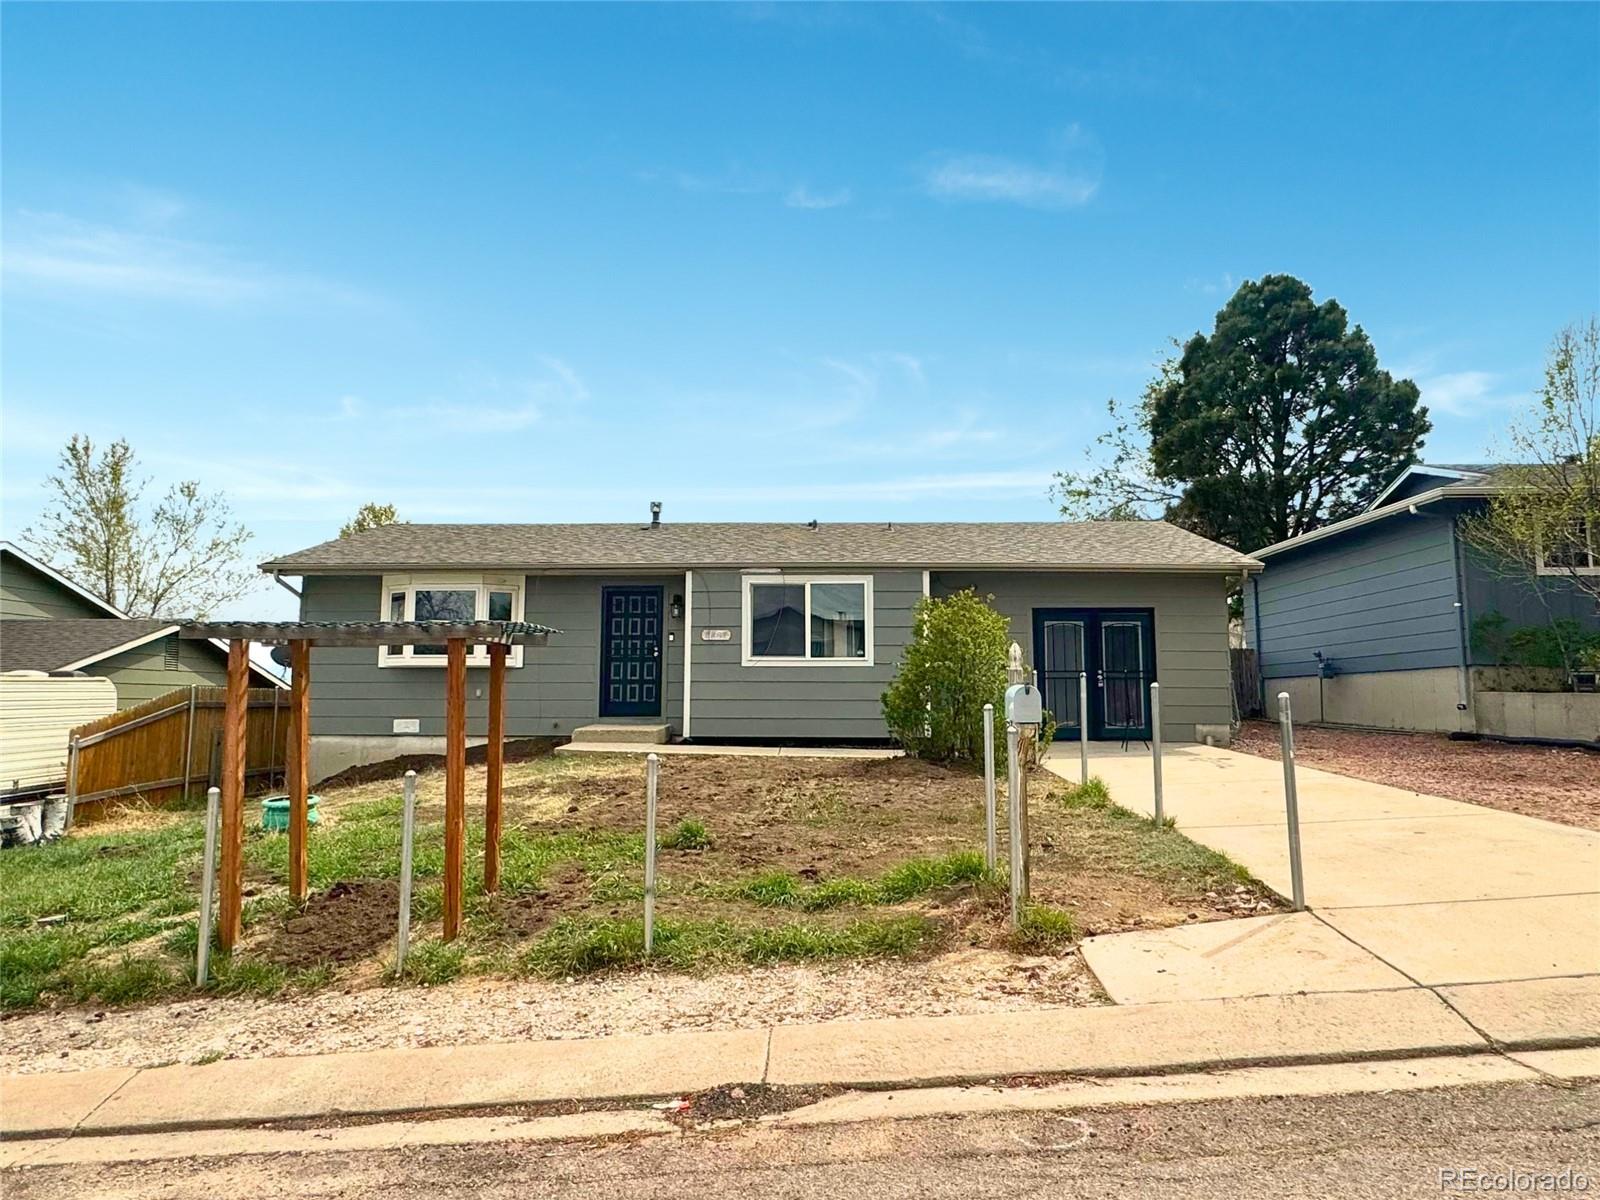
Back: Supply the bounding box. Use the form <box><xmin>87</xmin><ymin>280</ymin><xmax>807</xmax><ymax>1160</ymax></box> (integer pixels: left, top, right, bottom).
<box><xmin>261</xmin><ymin>513</ymin><xmax>1261</xmax><ymax>781</ymax></box>
<box><xmin>0</xmin><ymin>541</ymin><xmax>285</xmax><ymax>705</ymax></box>
<box><xmin>1245</xmin><ymin>464</ymin><xmax>1599</xmax><ymax>738</ymax></box>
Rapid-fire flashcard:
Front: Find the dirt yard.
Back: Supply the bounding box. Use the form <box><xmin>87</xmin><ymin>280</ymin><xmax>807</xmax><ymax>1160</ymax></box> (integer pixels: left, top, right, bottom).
<box><xmin>0</xmin><ymin>750</ymin><xmax>1278</xmax><ymax>1073</ymax></box>
<box><xmin>1233</xmin><ymin>720</ymin><xmax>1600</xmax><ymax>831</ymax></box>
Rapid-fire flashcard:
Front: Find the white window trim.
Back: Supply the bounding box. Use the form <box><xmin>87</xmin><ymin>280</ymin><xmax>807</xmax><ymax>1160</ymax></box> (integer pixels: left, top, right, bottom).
<box><xmin>378</xmin><ymin>573</ymin><xmax>526</xmax><ymax>668</ymax></box>
<box><xmin>740</xmin><ymin>573</ymin><xmax>874</xmax><ymax>667</ymax></box>
<box><xmin>1535</xmin><ymin>520</ymin><xmax>1600</xmax><ymax>576</ymax></box>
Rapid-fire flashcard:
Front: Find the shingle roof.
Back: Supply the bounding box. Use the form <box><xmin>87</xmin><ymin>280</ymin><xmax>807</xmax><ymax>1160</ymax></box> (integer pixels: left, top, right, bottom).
<box><xmin>0</xmin><ymin>619</ymin><xmax>176</xmax><ymax>673</ymax></box>
<box><xmin>261</xmin><ymin>521</ymin><xmax>1261</xmax><ymax>574</ymax></box>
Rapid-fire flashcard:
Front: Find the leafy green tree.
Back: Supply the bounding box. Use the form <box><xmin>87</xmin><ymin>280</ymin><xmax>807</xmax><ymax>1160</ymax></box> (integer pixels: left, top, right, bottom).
<box><xmin>1460</xmin><ymin>319</ymin><xmax>1600</xmax><ymax>613</ymax></box>
<box><xmin>882</xmin><ymin>590</ymin><xmax>1010</xmax><ymax>765</ymax></box>
<box><xmin>1055</xmin><ymin>275</ymin><xmax>1430</xmax><ymax>551</ymax></box>
<box><xmin>21</xmin><ymin>435</ymin><xmax>254</xmax><ymax>619</ymax></box>
<box><xmin>339</xmin><ymin>502</ymin><xmax>401</xmax><ymax>538</ymax></box>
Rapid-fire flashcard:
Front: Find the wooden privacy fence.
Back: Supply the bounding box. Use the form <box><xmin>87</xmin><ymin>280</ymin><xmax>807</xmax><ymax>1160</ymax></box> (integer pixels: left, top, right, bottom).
<box><xmin>1230</xmin><ymin>648</ymin><xmax>1263</xmax><ymax>719</ymax></box>
<box><xmin>67</xmin><ymin>686</ymin><xmax>288</xmax><ymax>821</ymax></box>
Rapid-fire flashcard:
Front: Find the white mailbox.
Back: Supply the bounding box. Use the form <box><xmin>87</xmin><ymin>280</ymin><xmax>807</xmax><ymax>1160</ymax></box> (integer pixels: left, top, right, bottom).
<box><xmin>1004</xmin><ymin>683</ymin><xmax>1043</xmax><ymax>726</ymax></box>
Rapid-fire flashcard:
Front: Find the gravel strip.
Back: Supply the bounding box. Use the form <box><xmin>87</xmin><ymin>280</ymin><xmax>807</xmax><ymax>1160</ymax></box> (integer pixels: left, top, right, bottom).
<box><xmin>0</xmin><ymin>949</ymin><xmax>1099</xmax><ymax>1077</ymax></box>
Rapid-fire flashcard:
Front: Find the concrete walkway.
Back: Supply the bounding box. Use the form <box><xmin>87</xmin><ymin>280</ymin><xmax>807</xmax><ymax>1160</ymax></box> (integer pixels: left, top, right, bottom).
<box><xmin>6</xmin><ymin>983</ymin><xmax>1596</xmax><ymax>1141</ymax></box>
<box><xmin>1046</xmin><ymin>743</ymin><xmax>1600</xmax><ymax>994</ymax></box>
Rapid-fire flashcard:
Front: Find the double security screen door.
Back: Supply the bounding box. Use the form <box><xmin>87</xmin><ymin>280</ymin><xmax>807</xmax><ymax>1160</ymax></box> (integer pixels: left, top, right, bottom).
<box><xmin>600</xmin><ymin>586</ymin><xmax>663</xmax><ymax>717</ymax></box>
<box><xmin>1032</xmin><ymin>608</ymin><xmax>1156</xmax><ymax>741</ymax></box>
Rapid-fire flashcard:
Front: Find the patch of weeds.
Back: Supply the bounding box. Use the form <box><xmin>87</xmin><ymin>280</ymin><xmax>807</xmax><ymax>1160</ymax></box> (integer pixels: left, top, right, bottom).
<box><xmin>208</xmin><ymin>956</ymin><xmax>289</xmax><ymax>997</ymax></box>
<box><xmin>291</xmin><ymin>963</ymin><xmax>336</xmax><ymax>991</ymax></box>
<box><xmin>393</xmin><ymin>940</ymin><xmax>466</xmax><ymax>986</ymax></box>
<box><xmin>520</xmin><ymin>913</ymin><xmax>940</xmax><ymax>978</ymax></box>
<box><xmin>163</xmin><ymin>920</ymin><xmax>201</xmax><ymax>959</ymax></box>
<box><xmin>588</xmin><ymin>873</ymin><xmax>642</xmax><ymax>902</ymax></box>
<box><xmin>1054</xmin><ymin>777</ymin><xmax>1113</xmax><ymax>810</ymax></box>
<box><xmin>0</xmin><ymin>929</ymin><xmax>92</xmax><ymax>1009</ymax></box>
<box><xmin>1007</xmin><ymin>904</ymin><xmax>1077</xmax><ymax>954</ymax></box>
<box><xmin>660</xmin><ymin>817</ymin><xmax>712</xmax><ymax>851</ymax></box>
<box><xmin>65</xmin><ymin>955</ymin><xmax>182</xmax><ymax>1006</ymax></box>
<box><xmin>193</xmin><ymin>1050</ymin><xmax>226</xmax><ymax>1066</ymax></box>
<box><xmin>243</xmin><ymin>893</ymin><xmax>298</xmax><ymax>927</ymax></box>
<box><xmin>726</xmin><ymin>851</ymin><xmax>995</xmax><ymax>912</ymax></box>
<box><xmin>412</xmin><ymin>883</ymin><xmax>444</xmax><ymax>923</ymax></box>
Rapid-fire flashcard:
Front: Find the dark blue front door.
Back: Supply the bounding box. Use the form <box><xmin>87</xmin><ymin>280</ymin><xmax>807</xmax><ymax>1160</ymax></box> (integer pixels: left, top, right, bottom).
<box><xmin>600</xmin><ymin>586</ymin><xmax>664</xmax><ymax>717</ymax></box>
<box><xmin>1032</xmin><ymin>608</ymin><xmax>1156</xmax><ymax>741</ymax></box>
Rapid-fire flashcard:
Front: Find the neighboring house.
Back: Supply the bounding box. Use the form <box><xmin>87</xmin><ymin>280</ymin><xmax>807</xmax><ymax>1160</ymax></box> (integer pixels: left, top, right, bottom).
<box><xmin>0</xmin><ymin>542</ymin><xmax>284</xmax><ymax>706</ymax></box>
<box><xmin>261</xmin><ymin>513</ymin><xmax>1261</xmax><ymax>781</ymax></box>
<box><xmin>1245</xmin><ymin>464</ymin><xmax>1599</xmax><ymax>736</ymax></box>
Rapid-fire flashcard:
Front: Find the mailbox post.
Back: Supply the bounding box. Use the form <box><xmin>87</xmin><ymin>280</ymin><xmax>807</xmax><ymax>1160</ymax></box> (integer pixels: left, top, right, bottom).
<box><xmin>1003</xmin><ymin>681</ymin><xmax>1043</xmax><ymax>928</ymax></box>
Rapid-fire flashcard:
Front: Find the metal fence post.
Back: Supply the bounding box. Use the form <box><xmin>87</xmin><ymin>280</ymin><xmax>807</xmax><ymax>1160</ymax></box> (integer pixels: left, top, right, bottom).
<box><xmin>1150</xmin><ymin>681</ymin><xmax>1164</xmax><ymax>825</ymax></box>
<box><xmin>1007</xmin><ymin>721</ymin><xmax>1023</xmax><ymax>928</ymax></box>
<box><xmin>644</xmin><ymin>752</ymin><xmax>659</xmax><ymax>956</ymax></box>
<box><xmin>196</xmin><ymin>786</ymin><xmax>221</xmax><ymax>985</ymax></box>
<box><xmin>1078</xmin><ymin>671</ymin><xmax>1090</xmax><ymax>784</ymax></box>
<box><xmin>1277</xmin><ymin>693</ymin><xmax>1306</xmax><ymax>911</ymax></box>
<box><xmin>64</xmin><ymin>735</ymin><xmax>81</xmax><ymax>832</ymax></box>
<box><xmin>181</xmin><ymin>685</ymin><xmax>198</xmax><ymax>805</ymax></box>
<box><xmin>396</xmin><ymin>770</ymin><xmax>418</xmax><ymax>973</ymax></box>
<box><xmin>982</xmin><ymin>703</ymin><xmax>997</xmax><ymax>872</ymax></box>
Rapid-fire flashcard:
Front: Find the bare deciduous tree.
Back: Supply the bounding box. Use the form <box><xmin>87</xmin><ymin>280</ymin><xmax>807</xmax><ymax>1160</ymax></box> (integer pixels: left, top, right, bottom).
<box><xmin>21</xmin><ymin>435</ymin><xmax>256</xmax><ymax>619</ymax></box>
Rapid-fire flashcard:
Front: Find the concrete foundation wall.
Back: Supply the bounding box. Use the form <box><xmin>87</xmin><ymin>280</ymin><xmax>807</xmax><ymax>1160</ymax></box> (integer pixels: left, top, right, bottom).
<box><xmin>309</xmin><ymin>734</ymin><xmax>491</xmax><ymax>785</ymax></box>
<box><xmin>1474</xmin><ymin>692</ymin><xmax>1600</xmax><ymax>746</ymax></box>
<box><xmin>1271</xmin><ymin>667</ymin><xmax>1468</xmax><ymax>733</ymax></box>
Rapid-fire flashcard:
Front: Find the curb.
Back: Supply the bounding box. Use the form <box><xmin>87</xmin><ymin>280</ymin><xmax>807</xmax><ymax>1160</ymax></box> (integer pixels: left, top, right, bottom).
<box><xmin>5</xmin><ymin>983</ymin><xmax>1597</xmax><ymax>1142</ymax></box>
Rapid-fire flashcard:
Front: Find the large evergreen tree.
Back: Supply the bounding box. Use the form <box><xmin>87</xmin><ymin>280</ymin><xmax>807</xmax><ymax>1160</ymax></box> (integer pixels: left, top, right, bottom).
<box><xmin>1056</xmin><ymin>275</ymin><xmax>1430</xmax><ymax>550</ymax></box>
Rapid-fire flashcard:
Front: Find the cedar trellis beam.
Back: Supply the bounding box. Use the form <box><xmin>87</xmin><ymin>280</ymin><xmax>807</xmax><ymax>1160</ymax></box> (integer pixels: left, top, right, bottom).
<box><xmin>179</xmin><ymin>620</ymin><xmax>555</xmax><ymax>955</ymax></box>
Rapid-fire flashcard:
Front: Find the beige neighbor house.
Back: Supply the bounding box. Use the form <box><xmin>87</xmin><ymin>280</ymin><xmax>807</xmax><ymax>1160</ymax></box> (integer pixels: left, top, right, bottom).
<box><xmin>260</xmin><ymin>514</ymin><xmax>1261</xmax><ymax>782</ymax></box>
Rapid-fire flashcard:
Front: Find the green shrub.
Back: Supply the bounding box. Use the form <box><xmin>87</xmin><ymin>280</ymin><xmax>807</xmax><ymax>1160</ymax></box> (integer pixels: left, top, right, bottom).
<box><xmin>660</xmin><ymin>817</ymin><xmax>712</xmax><ymax>851</ymax></box>
<box><xmin>881</xmin><ymin>590</ymin><xmax>1011</xmax><ymax>764</ymax></box>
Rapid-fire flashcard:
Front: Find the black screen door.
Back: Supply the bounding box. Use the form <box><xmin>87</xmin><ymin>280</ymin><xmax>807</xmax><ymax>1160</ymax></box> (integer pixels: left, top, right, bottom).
<box><xmin>600</xmin><ymin>586</ymin><xmax>663</xmax><ymax>717</ymax></box>
<box><xmin>1032</xmin><ymin>608</ymin><xmax>1155</xmax><ymax>740</ymax></box>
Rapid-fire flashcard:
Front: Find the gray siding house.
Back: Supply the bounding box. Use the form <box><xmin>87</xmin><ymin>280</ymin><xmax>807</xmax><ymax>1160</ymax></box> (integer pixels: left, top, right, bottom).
<box><xmin>261</xmin><ymin>518</ymin><xmax>1259</xmax><ymax>781</ymax></box>
<box><xmin>1246</xmin><ymin>465</ymin><xmax>1599</xmax><ymax>733</ymax></box>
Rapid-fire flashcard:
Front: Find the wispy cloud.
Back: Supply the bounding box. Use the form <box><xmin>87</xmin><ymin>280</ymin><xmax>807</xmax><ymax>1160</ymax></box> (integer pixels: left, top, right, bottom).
<box><xmin>644</xmin><ymin>166</ymin><xmax>852</xmax><ymax>210</ymax></box>
<box><xmin>1415</xmin><ymin>370</ymin><xmax>1519</xmax><ymax>418</ymax></box>
<box><xmin>384</xmin><ymin>357</ymin><xmax>589</xmax><ymax>434</ymax></box>
<box><xmin>3</xmin><ymin>207</ymin><xmax>367</xmax><ymax>307</ymax></box>
<box><xmin>921</xmin><ymin>125</ymin><xmax>1104</xmax><ymax>210</ymax></box>
<box><xmin>784</xmin><ymin>185</ymin><xmax>853</xmax><ymax>210</ymax></box>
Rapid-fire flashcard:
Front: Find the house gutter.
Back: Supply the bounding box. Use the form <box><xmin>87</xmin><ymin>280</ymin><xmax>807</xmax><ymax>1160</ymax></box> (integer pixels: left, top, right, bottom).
<box><xmin>271</xmin><ymin>572</ymin><xmax>302</xmax><ymax>601</ymax></box>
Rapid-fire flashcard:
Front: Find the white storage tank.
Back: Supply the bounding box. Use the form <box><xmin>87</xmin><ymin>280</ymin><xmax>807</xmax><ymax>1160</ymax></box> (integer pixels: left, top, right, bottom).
<box><xmin>0</xmin><ymin>671</ymin><xmax>118</xmax><ymax>795</ymax></box>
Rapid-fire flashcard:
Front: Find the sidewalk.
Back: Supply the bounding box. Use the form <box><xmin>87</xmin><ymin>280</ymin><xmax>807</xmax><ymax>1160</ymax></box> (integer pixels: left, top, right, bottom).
<box><xmin>6</xmin><ymin>979</ymin><xmax>1596</xmax><ymax>1140</ymax></box>
<box><xmin>1046</xmin><ymin>742</ymin><xmax>1600</xmax><ymax>990</ymax></box>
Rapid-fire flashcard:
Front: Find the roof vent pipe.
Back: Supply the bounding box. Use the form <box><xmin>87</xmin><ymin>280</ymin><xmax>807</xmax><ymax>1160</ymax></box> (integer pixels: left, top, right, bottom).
<box><xmin>649</xmin><ymin>501</ymin><xmax>662</xmax><ymax>529</ymax></box>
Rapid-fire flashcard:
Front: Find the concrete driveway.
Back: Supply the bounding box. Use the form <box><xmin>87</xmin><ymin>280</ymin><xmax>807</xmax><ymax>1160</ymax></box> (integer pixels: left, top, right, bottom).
<box><xmin>1044</xmin><ymin>742</ymin><xmax>1600</xmax><ymax>991</ymax></box>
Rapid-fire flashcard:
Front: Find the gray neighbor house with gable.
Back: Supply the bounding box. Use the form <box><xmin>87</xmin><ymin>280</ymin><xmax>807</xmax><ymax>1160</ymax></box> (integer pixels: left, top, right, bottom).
<box><xmin>261</xmin><ymin>514</ymin><xmax>1260</xmax><ymax>781</ymax></box>
<box><xmin>1245</xmin><ymin>463</ymin><xmax>1600</xmax><ymax>742</ymax></box>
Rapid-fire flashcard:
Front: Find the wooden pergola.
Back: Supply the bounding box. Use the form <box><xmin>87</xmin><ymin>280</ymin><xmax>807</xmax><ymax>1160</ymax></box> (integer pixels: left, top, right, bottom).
<box><xmin>179</xmin><ymin>620</ymin><xmax>555</xmax><ymax>950</ymax></box>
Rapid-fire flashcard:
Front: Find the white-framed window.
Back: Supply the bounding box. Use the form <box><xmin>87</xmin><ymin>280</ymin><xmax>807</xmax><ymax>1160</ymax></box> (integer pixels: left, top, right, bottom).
<box><xmin>1537</xmin><ymin>519</ymin><xmax>1599</xmax><ymax>576</ymax></box>
<box><xmin>378</xmin><ymin>574</ymin><xmax>525</xmax><ymax>667</ymax></box>
<box><xmin>741</xmin><ymin>574</ymin><xmax>873</xmax><ymax>666</ymax></box>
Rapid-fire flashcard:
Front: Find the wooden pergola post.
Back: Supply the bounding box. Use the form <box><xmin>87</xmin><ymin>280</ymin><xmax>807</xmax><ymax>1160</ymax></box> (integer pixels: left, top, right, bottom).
<box><xmin>218</xmin><ymin>639</ymin><xmax>250</xmax><ymax>951</ymax></box>
<box><xmin>484</xmin><ymin>643</ymin><xmax>507</xmax><ymax>894</ymax></box>
<box><xmin>443</xmin><ymin>638</ymin><xmax>467</xmax><ymax>940</ymax></box>
<box><xmin>287</xmin><ymin>639</ymin><xmax>312</xmax><ymax>903</ymax></box>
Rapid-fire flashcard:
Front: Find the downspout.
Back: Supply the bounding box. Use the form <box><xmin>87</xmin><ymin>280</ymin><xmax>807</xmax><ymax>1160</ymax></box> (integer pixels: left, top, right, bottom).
<box><xmin>272</xmin><ymin>572</ymin><xmax>303</xmax><ymax>603</ymax></box>
<box><xmin>1249</xmin><ymin>570</ymin><xmax>1266</xmax><ymax>716</ymax></box>
<box><xmin>1448</xmin><ymin>520</ymin><xmax>1474</xmax><ymax>732</ymax></box>
<box><xmin>682</xmin><ymin>570</ymin><xmax>694</xmax><ymax>741</ymax></box>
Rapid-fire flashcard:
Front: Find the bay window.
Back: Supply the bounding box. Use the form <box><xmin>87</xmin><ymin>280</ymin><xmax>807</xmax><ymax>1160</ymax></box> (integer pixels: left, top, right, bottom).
<box><xmin>379</xmin><ymin>574</ymin><xmax>525</xmax><ymax>666</ymax></box>
<box><xmin>742</xmin><ymin>575</ymin><xmax>872</xmax><ymax>665</ymax></box>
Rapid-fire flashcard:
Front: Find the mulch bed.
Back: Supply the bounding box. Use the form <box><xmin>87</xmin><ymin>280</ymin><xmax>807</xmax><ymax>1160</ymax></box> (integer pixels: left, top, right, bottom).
<box><xmin>1233</xmin><ymin>720</ymin><xmax>1600</xmax><ymax>831</ymax></box>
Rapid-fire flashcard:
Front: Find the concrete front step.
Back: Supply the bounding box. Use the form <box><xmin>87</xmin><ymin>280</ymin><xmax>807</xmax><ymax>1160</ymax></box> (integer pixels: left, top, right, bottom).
<box><xmin>569</xmin><ymin>723</ymin><xmax>670</xmax><ymax>745</ymax></box>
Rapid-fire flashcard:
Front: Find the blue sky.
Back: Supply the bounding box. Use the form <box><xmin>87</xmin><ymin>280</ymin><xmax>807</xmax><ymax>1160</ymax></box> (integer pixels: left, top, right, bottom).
<box><xmin>3</xmin><ymin>3</ymin><xmax>1597</xmax><ymax>619</ymax></box>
